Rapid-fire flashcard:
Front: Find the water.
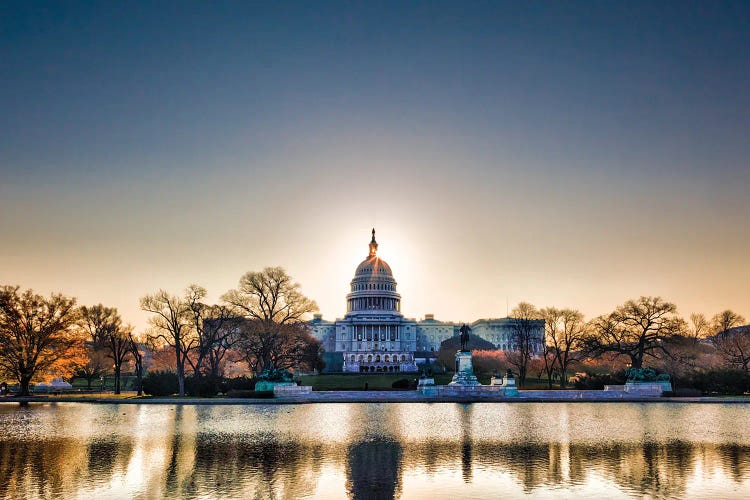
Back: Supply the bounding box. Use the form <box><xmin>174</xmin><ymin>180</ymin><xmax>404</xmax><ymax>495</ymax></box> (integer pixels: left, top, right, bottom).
<box><xmin>1</xmin><ymin>402</ymin><xmax>749</xmax><ymax>499</ymax></box>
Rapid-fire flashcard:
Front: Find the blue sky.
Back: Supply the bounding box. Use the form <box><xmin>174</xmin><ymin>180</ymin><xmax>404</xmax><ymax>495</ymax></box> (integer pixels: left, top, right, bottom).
<box><xmin>1</xmin><ymin>1</ymin><xmax>749</xmax><ymax>329</ymax></box>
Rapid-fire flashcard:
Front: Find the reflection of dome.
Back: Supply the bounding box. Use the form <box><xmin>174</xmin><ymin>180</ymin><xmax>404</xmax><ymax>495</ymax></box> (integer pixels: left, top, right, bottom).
<box><xmin>346</xmin><ymin>229</ymin><xmax>401</xmax><ymax>315</ymax></box>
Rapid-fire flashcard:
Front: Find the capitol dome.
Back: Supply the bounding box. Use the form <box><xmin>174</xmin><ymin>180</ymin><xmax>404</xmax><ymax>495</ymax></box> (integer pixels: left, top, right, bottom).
<box><xmin>346</xmin><ymin>229</ymin><xmax>401</xmax><ymax>315</ymax></box>
<box><xmin>354</xmin><ymin>229</ymin><xmax>393</xmax><ymax>277</ymax></box>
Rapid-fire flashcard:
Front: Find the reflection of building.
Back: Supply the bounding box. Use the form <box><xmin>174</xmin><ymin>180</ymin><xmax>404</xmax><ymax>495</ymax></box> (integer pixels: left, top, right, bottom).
<box><xmin>346</xmin><ymin>439</ymin><xmax>403</xmax><ymax>500</ymax></box>
<box><xmin>310</xmin><ymin>230</ymin><xmax>544</xmax><ymax>372</ymax></box>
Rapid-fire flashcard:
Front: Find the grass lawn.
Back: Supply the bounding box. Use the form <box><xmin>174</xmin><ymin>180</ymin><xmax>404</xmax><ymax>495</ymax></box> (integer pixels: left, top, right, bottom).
<box><xmin>298</xmin><ymin>374</ymin><xmax>417</xmax><ymax>390</ymax></box>
<box><xmin>70</xmin><ymin>375</ymin><xmax>138</xmax><ymax>390</ymax></box>
<box><xmin>299</xmin><ymin>373</ymin><xmax>484</xmax><ymax>390</ymax></box>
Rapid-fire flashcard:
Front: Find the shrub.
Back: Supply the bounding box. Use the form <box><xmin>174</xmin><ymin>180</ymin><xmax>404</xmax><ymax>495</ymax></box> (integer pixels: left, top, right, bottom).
<box><xmin>221</xmin><ymin>376</ymin><xmax>256</xmax><ymax>394</ymax></box>
<box><xmin>674</xmin><ymin>387</ymin><xmax>702</xmax><ymax>397</ymax></box>
<box><xmin>391</xmin><ymin>378</ymin><xmax>410</xmax><ymax>389</ymax></box>
<box><xmin>391</xmin><ymin>378</ymin><xmax>418</xmax><ymax>389</ymax></box>
<box><xmin>685</xmin><ymin>369</ymin><xmax>750</xmax><ymax>395</ymax></box>
<box><xmin>573</xmin><ymin>370</ymin><xmax>627</xmax><ymax>390</ymax></box>
<box><xmin>142</xmin><ymin>371</ymin><xmax>178</xmax><ymax>396</ymax></box>
<box><xmin>185</xmin><ymin>375</ymin><xmax>221</xmax><ymax>398</ymax></box>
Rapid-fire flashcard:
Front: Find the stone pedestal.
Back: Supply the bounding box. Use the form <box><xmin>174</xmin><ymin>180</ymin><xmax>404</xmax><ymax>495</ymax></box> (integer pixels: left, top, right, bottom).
<box><xmin>449</xmin><ymin>351</ymin><xmax>480</xmax><ymax>386</ymax></box>
<box><xmin>273</xmin><ymin>385</ymin><xmax>312</xmax><ymax>397</ymax></box>
<box><xmin>417</xmin><ymin>377</ymin><xmax>437</xmax><ymax>395</ymax></box>
<box><xmin>624</xmin><ymin>380</ymin><xmax>672</xmax><ymax>396</ymax></box>
<box><xmin>489</xmin><ymin>374</ymin><xmax>518</xmax><ymax>396</ymax></box>
<box><xmin>255</xmin><ymin>381</ymin><xmax>295</xmax><ymax>392</ymax></box>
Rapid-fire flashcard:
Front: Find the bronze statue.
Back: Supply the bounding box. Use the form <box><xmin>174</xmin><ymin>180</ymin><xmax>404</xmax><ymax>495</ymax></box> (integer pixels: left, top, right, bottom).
<box><xmin>459</xmin><ymin>324</ymin><xmax>471</xmax><ymax>351</ymax></box>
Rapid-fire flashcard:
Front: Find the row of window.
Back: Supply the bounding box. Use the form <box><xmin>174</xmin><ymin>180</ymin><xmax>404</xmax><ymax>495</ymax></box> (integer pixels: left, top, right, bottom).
<box><xmin>349</xmin><ymin>354</ymin><xmax>409</xmax><ymax>363</ymax></box>
<box><xmin>351</xmin><ymin>282</ymin><xmax>394</xmax><ymax>291</ymax></box>
<box><xmin>358</xmin><ymin>267</ymin><xmax>388</xmax><ymax>274</ymax></box>
<box><xmin>347</xmin><ymin>297</ymin><xmax>400</xmax><ymax>311</ymax></box>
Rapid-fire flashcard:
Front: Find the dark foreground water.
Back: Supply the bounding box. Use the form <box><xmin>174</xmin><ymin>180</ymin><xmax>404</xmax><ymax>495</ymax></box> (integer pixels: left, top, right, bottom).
<box><xmin>1</xmin><ymin>403</ymin><xmax>749</xmax><ymax>499</ymax></box>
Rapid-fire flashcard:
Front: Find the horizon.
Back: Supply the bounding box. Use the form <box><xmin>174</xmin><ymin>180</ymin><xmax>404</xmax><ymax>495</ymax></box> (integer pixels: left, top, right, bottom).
<box><xmin>2</xmin><ymin>2</ymin><xmax>749</xmax><ymax>330</ymax></box>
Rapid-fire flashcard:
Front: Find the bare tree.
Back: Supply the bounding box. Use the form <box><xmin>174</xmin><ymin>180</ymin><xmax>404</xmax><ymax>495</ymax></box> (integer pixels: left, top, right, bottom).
<box><xmin>585</xmin><ymin>296</ymin><xmax>685</xmax><ymax>370</ymax></box>
<box><xmin>184</xmin><ymin>285</ymin><xmax>241</xmax><ymax>378</ymax></box>
<box><xmin>711</xmin><ymin>326</ymin><xmax>750</xmax><ymax>372</ymax></box>
<box><xmin>0</xmin><ymin>286</ymin><xmax>85</xmax><ymax>396</ymax></box>
<box><xmin>711</xmin><ymin>310</ymin><xmax>746</xmax><ymax>336</ymax></box>
<box><xmin>507</xmin><ymin>302</ymin><xmax>542</xmax><ymax>387</ymax></box>
<box><xmin>688</xmin><ymin>313</ymin><xmax>710</xmax><ymax>341</ymax></box>
<box><xmin>222</xmin><ymin>267</ymin><xmax>319</xmax><ymax>374</ymax></box>
<box><xmin>540</xmin><ymin>307</ymin><xmax>587</xmax><ymax>388</ymax></box>
<box><xmin>80</xmin><ymin>305</ymin><xmax>131</xmax><ymax>394</ymax></box>
<box><xmin>237</xmin><ymin>320</ymin><xmax>323</xmax><ymax>373</ymax></box>
<box><xmin>127</xmin><ymin>331</ymin><xmax>146</xmax><ymax>396</ymax></box>
<box><xmin>140</xmin><ymin>289</ymin><xmax>197</xmax><ymax>396</ymax></box>
<box><xmin>80</xmin><ymin>304</ymin><xmax>117</xmax><ymax>344</ymax></box>
<box><xmin>709</xmin><ymin>310</ymin><xmax>749</xmax><ymax>372</ymax></box>
<box><xmin>75</xmin><ymin>348</ymin><xmax>111</xmax><ymax>390</ymax></box>
<box><xmin>539</xmin><ymin>340</ymin><xmax>558</xmax><ymax>389</ymax></box>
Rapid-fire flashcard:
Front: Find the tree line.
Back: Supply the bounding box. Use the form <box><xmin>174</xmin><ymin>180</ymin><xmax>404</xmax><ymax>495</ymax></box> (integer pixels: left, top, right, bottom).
<box><xmin>466</xmin><ymin>296</ymin><xmax>748</xmax><ymax>389</ymax></box>
<box><xmin>2</xmin><ymin>276</ymin><xmax>747</xmax><ymax>396</ymax></box>
<box><xmin>0</xmin><ymin>267</ymin><xmax>323</xmax><ymax>396</ymax></box>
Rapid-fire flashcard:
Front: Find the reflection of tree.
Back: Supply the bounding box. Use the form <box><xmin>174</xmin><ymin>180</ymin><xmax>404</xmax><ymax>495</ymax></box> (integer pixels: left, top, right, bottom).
<box><xmin>718</xmin><ymin>444</ymin><xmax>750</xmax><ymax>483</ymax></box>
<box><xmin>163</xmin><ymin>405</ymin><xmax>197</xmax><ymax>497</ymax></box>
<box><xmin>346</xmin><ymin>439</ymin><xmax>403</xmax><ymax>500</ymax></box>
<box><xmin>86</xmin><ymin>437</ymin><xmax>133</xmax><ymax>478</ymax></box>
<box><xmin>188</xmin><ymin>434</ymin><xmax>323</xmax><ymax>499</ymax></box>
<box><xmin>0</xmin><ymin>436</ymin><xmax>132</xmax><ymax>498</ymax></box>
<box><xmin>399</xmin><ymin>439</ymin><xmax>750</xmax><ymax>498</ymax></box>
<box><xmin>567</xmin><ymin>441</ymin><xmax>702</xmax><ymax>498</ymax></box>
<box><xmin>3</xmin><ymin>410</ymin><xmax>750</xmax><ymax>499</ymax></box>
<box><xmin>479</xmin><ymin>442</ymin><xmax>552</xmax><ymax>492</ymax></box>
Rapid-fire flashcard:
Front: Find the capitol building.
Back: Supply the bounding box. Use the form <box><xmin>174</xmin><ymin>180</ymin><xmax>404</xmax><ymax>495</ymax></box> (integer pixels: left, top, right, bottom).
<box><xmin>310</xmin><ymin>230</ymin><xmax>544</xmax><ymax>373</ymax></box>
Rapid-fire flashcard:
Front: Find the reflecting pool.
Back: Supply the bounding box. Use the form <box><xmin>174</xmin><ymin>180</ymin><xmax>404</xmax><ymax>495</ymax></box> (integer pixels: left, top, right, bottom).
<box><xmin>1</xmin><ymin>402</ymin><xmax>750</xmax><ymax>499</ymax></box>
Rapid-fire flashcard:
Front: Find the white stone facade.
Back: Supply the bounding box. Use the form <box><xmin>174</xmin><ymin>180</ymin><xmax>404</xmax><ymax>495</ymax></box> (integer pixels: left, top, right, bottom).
<box><xmin>309</xmin><ymin>230</ymin><xmax>544</xmax><ymax>372</ymax></box>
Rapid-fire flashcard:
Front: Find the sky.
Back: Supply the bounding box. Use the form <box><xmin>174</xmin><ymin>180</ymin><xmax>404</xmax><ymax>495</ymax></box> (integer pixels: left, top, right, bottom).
<box><xmin>1</xmin><ymin>1</ymin><xmax>749</xmax><ymax>331</ymax></box>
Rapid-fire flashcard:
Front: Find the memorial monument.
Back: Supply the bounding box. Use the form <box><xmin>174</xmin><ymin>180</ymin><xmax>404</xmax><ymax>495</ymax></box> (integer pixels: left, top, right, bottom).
<box><xmin>623</xmin><ymin>367</ymin><xmax>673</xmax><ymax>396</ymax></box>
<box><xmin>449</xmin><ymin>324</ymin><xmax>480</xmax><ymax>386</ymax></box>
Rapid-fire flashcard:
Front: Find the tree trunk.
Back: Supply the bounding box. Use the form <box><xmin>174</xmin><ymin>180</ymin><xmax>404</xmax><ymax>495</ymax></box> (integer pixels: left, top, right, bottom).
<box><xmin>630</xmin><ymin>354</ymin><xmax>642</xmax><ymax>369</ymax></box>
<box><xmin>177</xmin><ymin>370</ymin><xmax>185</xmax><ymax>397</ymax></box>
<box><xmin>518</xmin><ymin>367</ymin><xmax>526</xmax><ymax>387</ymax></box>
<box><xmin>174</xmin><ymin>344</ymin><xmax>185</xmax><ymax>397</ymax></box>
<box><xmin>560</xmin><ymin>368</ymin><xmax>567</xmax><ymax>389</ymax></box>
<box><xmin>19</xmin><ymin>375</ymin><xmax>32</xmax><ymax>396</ymax></box>
<box><xmin>114</xmin><ymin>365</ymin><xmax>121</xmax><ymax>394</ymax></box>
<box><xmin>133</xmin><ymin>358</ymin><xmax>143</xmax><ymax>396</ymax></box>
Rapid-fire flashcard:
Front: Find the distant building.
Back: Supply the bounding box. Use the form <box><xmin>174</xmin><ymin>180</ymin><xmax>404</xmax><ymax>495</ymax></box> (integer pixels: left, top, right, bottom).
<box><xmin>470</xmin><ymin>317</ymin><xmax>544</xmax><ymax>353</ymax></box>
<box><xmin>310</xmin><ymin>229</ymin><xmax>544</xmax><ymax>372</ymax></box>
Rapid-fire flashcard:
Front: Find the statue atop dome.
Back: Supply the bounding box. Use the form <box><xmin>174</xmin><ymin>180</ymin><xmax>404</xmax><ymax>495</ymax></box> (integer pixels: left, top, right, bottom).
<box><xmin>369</xmin><ymin>227</ymin><xmax>378</xmax><ymax>257</ymax></box>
